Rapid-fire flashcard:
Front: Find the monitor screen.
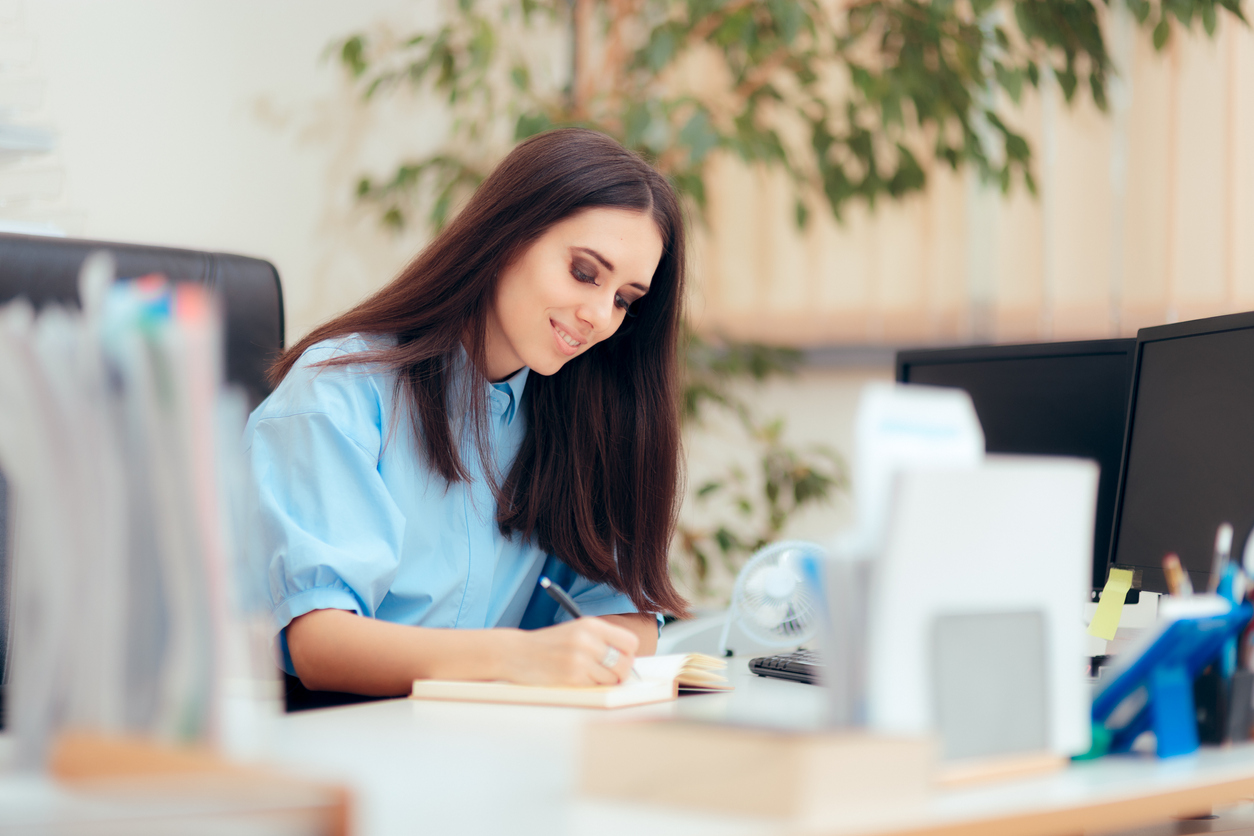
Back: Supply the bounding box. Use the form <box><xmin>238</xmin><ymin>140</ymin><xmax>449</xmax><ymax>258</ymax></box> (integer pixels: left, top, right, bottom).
<box><xmin>1109</xmin><ymin>314</ymin><xmax>1254</xmax><ymax>594</ymax></box>
<box><xmin>897</xmin><ymin>339</ymin><xmax>1136</xmax><ymax>592</ymax></box>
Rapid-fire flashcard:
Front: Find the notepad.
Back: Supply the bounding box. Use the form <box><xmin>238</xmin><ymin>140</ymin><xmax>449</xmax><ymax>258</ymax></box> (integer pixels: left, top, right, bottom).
<box><xmin>409</xmin><ymin>653</ymin><xmax>732</xmax><ymax>709</ymax></box>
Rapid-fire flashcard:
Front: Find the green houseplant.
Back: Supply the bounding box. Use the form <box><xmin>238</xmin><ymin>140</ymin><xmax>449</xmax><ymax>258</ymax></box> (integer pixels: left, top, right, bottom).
<box><xmin>326</xmin><ymin>0</ymin><xmax>1243</xmax><ymax>599</ymax></box>
<box><xmin>334</xmin><ymin>0</ymin><xmax>1244</xmax><ymax>232</ymax></box>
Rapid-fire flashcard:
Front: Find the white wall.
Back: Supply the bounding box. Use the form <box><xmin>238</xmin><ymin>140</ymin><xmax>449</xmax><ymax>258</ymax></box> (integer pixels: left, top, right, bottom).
<box><xmin>9</xmin><ymin>0</ymin><xmax>445</xmax><ymax>342</ymax></box>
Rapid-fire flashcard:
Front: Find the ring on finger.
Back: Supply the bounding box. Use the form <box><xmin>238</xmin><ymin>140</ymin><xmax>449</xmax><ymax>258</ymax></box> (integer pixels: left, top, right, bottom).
<box><xmin>600</xmin><ymin>646</ymin><xmax>621</xmax><ymax>669</ymax></box>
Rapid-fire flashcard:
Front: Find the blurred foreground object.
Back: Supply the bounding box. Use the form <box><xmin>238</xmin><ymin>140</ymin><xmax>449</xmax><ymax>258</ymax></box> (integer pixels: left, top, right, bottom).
<box><xmin>36</xmin><ymin>731</ymin><xmax>349</xmax><ymax>836</ymax></box>
<box><xmin>867</xmin><ymin>458</ymin><xmax>1098</xmax><ymax>762</ymax></box>
<box><xmin>0</xmin><ymin>257</ymin><xmax>280</xmax><ymax>768</ymax></box>
<box><xmin>581</xmin><ymin>719</ymin><xmax>934</xmax><ymax>824</ymax></box>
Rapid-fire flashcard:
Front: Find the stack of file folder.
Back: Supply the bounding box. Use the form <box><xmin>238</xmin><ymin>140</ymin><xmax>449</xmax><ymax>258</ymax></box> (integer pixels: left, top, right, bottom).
<box><xmin>0</xmin><ymin>254</ymin><xmax>278</xmax><ymax>767</ymax></box>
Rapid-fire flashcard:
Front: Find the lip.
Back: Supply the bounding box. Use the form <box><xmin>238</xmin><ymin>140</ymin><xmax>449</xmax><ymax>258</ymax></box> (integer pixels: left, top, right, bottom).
<box><xmin>551</xmin><ymin>319</ymin><xmax>584</xmax><ymax>356</ymax></box>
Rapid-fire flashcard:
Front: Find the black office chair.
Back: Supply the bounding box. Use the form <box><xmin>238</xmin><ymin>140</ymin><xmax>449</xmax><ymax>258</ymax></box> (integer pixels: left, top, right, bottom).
<box><xmin>0</xmin><ymin>233</ymin><xmax>285</xmax><ymax>407</ymax></box>
<box><xmin>0</xmin><ymin>232</ymin><xmax>285</xmax><ymax>723</ymax></box>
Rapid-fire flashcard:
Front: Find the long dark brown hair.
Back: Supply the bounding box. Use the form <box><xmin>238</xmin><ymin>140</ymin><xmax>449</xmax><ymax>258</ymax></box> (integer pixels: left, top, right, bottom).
<box><xmin>270</xmin><ymin>128</ymin><xmax>689</xmax><ymax>617</ymax></box>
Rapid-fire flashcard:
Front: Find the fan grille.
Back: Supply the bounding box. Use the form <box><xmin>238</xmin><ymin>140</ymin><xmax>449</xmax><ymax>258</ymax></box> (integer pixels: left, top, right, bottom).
<box><xmin>732</xmin><ymin>540</ymin><xmax>824</xmax><ymax>648</ymax></box>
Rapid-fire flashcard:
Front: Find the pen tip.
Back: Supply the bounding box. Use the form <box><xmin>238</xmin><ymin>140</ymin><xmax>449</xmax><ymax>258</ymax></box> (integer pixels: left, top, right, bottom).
<box><xmin>539</xmin><ymin>576</ymin><xmax>551</xmax><ymax>589</ymax></box>
<box><xmin>1219</xmin><ymin>523</ymin><xmax>1234</xmax><ymax>554</ymax></box>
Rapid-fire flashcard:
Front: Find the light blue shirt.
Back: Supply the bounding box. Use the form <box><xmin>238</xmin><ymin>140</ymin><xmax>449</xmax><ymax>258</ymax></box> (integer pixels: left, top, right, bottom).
<box><xmin>243</xmin><ymin>334</ymin><xmax>640</xmax><ymax>674</ymax></box>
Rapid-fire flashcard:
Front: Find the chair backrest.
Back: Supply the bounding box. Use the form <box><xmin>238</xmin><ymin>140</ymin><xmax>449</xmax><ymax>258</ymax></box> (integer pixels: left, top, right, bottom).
<box><xmin>0</xmin><ymin>232</ymin><xmax>285</xmax><ymax>721</ymax></box>
<box><xmin>0</xmin><ymin>233</ymin><xmax>284</xmax><ymax>407</ymax></box>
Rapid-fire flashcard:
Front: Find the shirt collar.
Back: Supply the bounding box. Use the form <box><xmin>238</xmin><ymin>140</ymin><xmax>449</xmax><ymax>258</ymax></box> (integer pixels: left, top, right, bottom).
<box><xmin>451</xmin><ymin>344</ymin><xmax>528</xmax><ymax>425</ymax></box>
<box><xmin>489</xmin><ymin>366</ymin><xmax>529</xmax><ymax>425</ymax></box>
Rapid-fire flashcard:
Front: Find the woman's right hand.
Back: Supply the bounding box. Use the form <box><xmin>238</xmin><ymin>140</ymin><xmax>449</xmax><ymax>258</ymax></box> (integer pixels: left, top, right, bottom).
<box><xmin>500</xmin><ymin>617</ymin><xmax>640</xmax><ymax>687</ymax></box>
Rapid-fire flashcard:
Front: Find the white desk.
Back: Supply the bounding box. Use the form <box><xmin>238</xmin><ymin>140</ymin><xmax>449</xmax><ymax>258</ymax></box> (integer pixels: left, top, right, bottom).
<box><xmin>266</xmin><ymin>660</ymin><xmax>810</xmax><ymax>836</ymax></box>
<box><xmin>264</xmin><ymin>661</ymin><xmax>1254</xmax><ymax>836</ymax></box>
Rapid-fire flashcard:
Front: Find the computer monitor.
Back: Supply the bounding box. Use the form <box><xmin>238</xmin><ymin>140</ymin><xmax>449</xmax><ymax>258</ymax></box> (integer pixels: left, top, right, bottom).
<box><xmin>897</xmin><ymin>339</ymin><xmax>1136</xmax><ymax>593</ymax></box>
<box><xmin>1107</xmin><ymin>312</ymin><xmax>1254</xmax><ymax>595</ymax></box>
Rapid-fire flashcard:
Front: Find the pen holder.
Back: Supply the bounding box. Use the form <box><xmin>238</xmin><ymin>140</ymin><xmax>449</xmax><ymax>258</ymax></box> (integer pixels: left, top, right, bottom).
<box><xmin>1092</xmin><ymin>601</ymin><xmax>1253</xmax><ymax>758</ymax></box>
<box><xmin>1225</xmin><ymin>669</ymin><xmax>1254</xmax><ymax>742</ymax></box>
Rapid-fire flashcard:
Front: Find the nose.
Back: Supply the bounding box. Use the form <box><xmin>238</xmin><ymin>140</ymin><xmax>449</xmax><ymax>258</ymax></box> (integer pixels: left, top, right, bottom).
<box><xmin>578</xmin><ymin>287</ymin><xmax>619</xmax><ymax>334</ymax></box>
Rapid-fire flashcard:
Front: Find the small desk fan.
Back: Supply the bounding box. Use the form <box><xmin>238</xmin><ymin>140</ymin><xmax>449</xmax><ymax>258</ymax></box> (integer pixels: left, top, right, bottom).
<box><xmin>718</xmin><ymin>540</ymin><xmax>824</xmax><ymax>656</ymax></box>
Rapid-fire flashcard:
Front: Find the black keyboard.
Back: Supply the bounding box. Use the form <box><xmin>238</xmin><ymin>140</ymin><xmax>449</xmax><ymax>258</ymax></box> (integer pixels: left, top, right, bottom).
<box><xmin>748</xmin><ymin>648</ymin><xmax>823</xmax><ymax>685</ymax></box>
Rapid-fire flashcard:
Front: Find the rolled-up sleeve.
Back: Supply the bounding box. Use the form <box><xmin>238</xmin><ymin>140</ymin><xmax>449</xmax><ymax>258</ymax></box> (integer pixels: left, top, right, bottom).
<box><xmin>243</xmin><ymin>346</ymin><xmax>406</xmax><ymax>660</ymax></box>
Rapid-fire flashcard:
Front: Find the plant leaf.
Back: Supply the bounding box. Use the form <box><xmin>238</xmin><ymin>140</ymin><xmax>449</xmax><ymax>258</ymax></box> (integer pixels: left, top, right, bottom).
<box><xmin>514</xmin><ymin>111</ymin><xmax>552</xmax><ymax>140</ymax></box>
<box><xmin>1153</xmin><ymin>16</ymin><xmax>1171</xmax><ymax>49</ymax></box>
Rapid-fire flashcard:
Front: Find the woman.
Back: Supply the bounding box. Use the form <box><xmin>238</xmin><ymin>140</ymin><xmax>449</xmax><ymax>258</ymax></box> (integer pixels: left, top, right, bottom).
<box><xmin>244</xmin><ymin>128</ymin><xmax>690</xmax><ymax>697</ymax></box>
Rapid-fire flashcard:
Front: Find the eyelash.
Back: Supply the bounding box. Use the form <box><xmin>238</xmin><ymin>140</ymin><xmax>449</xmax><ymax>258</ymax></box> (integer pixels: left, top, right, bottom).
<box><xmin>571</xmin><ymin>262</ymin><xmax>634</xmax><ymax>312</ymax></box>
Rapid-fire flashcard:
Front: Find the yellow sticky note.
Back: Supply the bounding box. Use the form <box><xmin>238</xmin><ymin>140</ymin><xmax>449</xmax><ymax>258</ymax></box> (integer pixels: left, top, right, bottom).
<box><xmin>1088</xmin><ymin>568</ymin><xmax>1134</xmax><ymax>640</ymax></box>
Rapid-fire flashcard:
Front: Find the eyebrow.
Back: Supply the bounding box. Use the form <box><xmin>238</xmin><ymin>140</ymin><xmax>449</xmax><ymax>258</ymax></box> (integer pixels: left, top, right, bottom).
<box><xmin>574</xmin><ymin>246</ymin><xmax>615</xmax><ymax>272</ymax></box>
<box><xmin>574</xmin><ymin>247</ymin><xmax>651</xmax><ymax>295</ymax></box>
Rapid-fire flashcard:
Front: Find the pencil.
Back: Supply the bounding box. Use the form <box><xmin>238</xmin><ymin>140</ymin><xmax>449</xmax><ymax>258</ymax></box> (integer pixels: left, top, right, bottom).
<box><xmin>1162</xmin><ymin>553</ymin><xmax>1192</xmax><ymax>597</ymax></box>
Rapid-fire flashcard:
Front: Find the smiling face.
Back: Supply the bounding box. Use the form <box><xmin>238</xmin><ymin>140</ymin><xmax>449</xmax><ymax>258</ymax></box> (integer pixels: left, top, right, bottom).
<box><xmin>484</xmin><ymin>207</ymin><xmax>664</xmax><ymax>381</ymax></box>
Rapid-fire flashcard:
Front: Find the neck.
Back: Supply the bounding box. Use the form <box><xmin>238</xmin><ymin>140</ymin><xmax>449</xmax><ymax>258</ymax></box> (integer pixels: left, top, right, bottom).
<box><xmin>492</xmin><ymin>367</ymin><xmax>523</xmax><ymax>384</ymax></box>
<box><xmin>468</xmin><ymin>332</ymin><xmax>522</xmax><ymax>383</ymax></box>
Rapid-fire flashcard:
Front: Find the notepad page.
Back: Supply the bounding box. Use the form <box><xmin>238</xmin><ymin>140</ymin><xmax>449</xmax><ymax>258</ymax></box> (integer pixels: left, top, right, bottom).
<box><xmin>633</xmin><ymin>653</ymin><xmax>732</xmax><ymax>690</ymax></box>
<box><xmin>632</xmin><ymin>654</ymin><xmax>688</xmax><ymax>683</ymax></box>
